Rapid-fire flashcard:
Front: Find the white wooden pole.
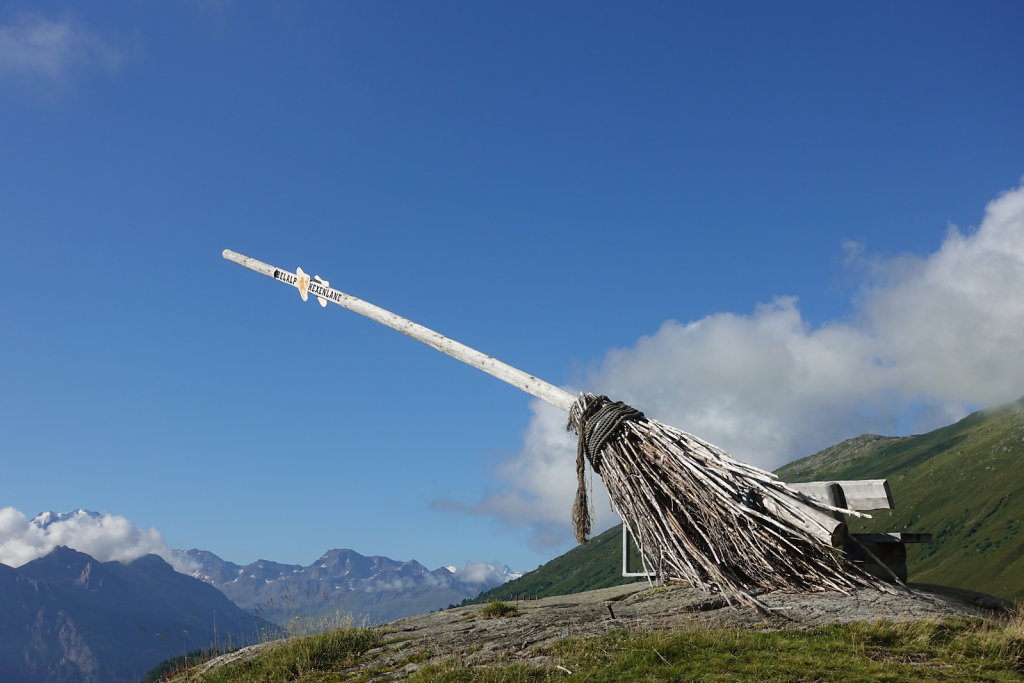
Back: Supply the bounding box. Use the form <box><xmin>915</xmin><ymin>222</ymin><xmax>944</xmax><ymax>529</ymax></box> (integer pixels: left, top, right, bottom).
<box><xmin>223</xmin><ymin>249</ymin><xmax>854</xmax><ymax>576</ymax></box>
<box><xmin>222</xmin><ymin>249</ymin><xmax>577</xmax><ymax>412</ymax></box>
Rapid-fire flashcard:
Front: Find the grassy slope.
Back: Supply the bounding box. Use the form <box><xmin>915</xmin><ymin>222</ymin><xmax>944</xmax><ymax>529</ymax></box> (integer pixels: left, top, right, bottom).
<box><xmin>463</xmin><ymin>524</ymin><xmax>640</xmax><ymax>605</ymax></box>
<box><xmin>412</xmin><ymin>618</ymin><xmax>1024</xmax><ymax>682</ymax></box>
<box><xmin>776</xmin><ymin>397</ymin><xmax>1024</xmax><ymax>601</ymax></box>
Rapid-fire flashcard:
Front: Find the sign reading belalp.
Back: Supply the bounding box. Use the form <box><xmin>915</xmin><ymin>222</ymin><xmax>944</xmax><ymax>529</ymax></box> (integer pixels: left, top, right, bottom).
<box><xmin>272</xmin><ymin>268</ymin><xmax>298</xmax><ymax>286</ymax></box>
<box><xmin>273</xmin><ymin>267</ymin><xmax>340</xmax><ymax>307</ymax></box>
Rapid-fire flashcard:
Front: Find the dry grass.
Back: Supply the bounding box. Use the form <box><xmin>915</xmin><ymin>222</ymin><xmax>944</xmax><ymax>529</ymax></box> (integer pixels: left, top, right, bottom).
<box><xmin>409</xmin><ymin>608</ymin><xmax>1024</xmax><ymax>682</ymax></box>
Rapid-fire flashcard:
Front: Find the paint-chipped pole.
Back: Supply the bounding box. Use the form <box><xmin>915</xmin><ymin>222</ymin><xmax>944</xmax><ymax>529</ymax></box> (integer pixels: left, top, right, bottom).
<box><xmin>222</xmin><ymin>249</ymin><xmax>577</xmax><ymax>411</ymax></box>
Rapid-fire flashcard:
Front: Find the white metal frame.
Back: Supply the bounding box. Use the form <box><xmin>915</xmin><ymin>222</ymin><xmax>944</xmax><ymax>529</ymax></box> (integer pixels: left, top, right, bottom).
<box><xmin>621</xmin><ymin>525</ymin><xmax>656</xmax><ymax>578</ymax></box>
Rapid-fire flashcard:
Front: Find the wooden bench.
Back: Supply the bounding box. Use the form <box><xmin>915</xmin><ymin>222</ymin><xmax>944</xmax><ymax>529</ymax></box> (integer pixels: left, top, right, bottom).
<box><xmin>622</xmin><ymin>478</ymin><xmax>930</xmax><ymax>582</ymax></box>
<box><xmin>788</xmin><ymin>479</ymin><xmax>931</xmax><ymax>582</ymax></box>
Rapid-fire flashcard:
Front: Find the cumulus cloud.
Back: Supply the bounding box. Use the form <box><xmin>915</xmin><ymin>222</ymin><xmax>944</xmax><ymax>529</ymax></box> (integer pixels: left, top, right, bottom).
<box><xmin>0</xmin><ymin>12</ymin><xmax>122</xmax><ymax>82</ymax></box>
<box><xmin>449</xmin><ymin>561</ymin><xmax>517</xmax><ymax>585</ymax></box>
<box><xmin>0</xmin><ymin>507</ymin><xmax>197</xmax><ymax>573</ymax></box>
<box><xmin>433</xmin><ymin>400</ymin><xmax>604</xmax><ymax>550</ymax></box>
<box><xmin>439</xmin><ymin>180</ymin><xmax>1024</xmax><ymax>550</ymax></box>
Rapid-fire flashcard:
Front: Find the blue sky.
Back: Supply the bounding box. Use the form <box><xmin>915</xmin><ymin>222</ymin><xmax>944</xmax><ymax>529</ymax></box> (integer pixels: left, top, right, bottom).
<box><xmin>2</xmin><ymin>1</ymin><xmax>1023</xmax><ymax>574</ymax></box>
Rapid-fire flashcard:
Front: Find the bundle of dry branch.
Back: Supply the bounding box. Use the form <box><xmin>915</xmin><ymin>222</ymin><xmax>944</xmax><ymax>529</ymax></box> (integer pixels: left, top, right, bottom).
<box><xmin>569</xmin><ymin>393</ymin><xmax>893</xmax><ymax>606</ymax></box>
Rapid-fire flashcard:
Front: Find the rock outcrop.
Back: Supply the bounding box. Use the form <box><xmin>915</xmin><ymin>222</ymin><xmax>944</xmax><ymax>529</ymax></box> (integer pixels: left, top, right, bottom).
<box><xmin>190</xmin><ymin>581</ymin><xmax>1012</xmax><ymax>679</ymax></box>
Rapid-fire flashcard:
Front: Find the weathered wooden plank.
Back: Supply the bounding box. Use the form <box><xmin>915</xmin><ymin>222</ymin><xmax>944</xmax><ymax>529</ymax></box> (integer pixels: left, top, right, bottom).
<box><xmin>757</xmin><ymin>490</ymin><xmax>849</xmax><ymax>548</ymax></box>
<box><xmin>833</xmin><ymin>480</ymin><xmax>893</xmax><ymax>511</ymax></box>
<box><xmin>789</xmin><ymin>479</ymin><xmax>893</xmax><ymax>511</ymax></box>
<box><xmin>788</xmin><ymin>482</ymin><xmax>847</xmax><ymax>508</ymax></box>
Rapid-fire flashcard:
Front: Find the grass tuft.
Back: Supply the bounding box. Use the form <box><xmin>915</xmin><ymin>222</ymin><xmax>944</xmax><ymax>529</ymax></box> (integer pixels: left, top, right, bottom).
<box><xmin>185</xmin><ymin>627</ymin><xmax>382</xmax><ymax>682</ymax></box>
<box><xmin>478</xmin><ymin>601</ymin><xmax>522</xmax><ymax>619</ymax></box>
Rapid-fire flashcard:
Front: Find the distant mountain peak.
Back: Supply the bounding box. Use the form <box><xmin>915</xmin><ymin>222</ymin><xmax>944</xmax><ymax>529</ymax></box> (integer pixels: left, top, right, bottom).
<box><xmin>31</xmin><ymin>509</ymin><xmax>103</xmax><ymax>528</ymax></box>
<box><xmin>28</xmin><ymin>545</ymin><xmax>95</xmax><ymax>567</ymax></box>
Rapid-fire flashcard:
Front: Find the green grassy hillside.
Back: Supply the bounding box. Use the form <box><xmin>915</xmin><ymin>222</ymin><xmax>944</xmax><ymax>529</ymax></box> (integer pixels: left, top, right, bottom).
<box><xmin>463</xmin><ymin>524</ymin><xmax>642</xmax><ymax>605</ymax></box>
<box><xmin>776</xmin><ymin>397</ymin><xmax>1024</xmax><ymax>601</ymax></box>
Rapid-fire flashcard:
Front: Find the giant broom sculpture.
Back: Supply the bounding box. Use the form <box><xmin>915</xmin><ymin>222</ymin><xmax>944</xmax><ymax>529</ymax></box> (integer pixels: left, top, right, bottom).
<box><xmin>223</xmin><ymin>249</ymin><xmax>889</xmax><ymax>606</ymax></box>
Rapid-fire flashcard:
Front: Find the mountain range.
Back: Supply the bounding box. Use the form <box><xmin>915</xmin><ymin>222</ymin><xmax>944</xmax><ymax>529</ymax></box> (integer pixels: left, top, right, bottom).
<box><xmin>185</xmin><ymin>547</ymin><xmax>518</xmax><ymax>625</ymax></box>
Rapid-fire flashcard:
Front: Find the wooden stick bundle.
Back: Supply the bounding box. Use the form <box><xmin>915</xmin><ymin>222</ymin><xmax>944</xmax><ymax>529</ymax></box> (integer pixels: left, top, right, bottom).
<box><xmin>223</xmin><ymin>249</ymin><xmax>891</xmax><ymax>605</ymax></box>
<box><xmin>569</xmin><ymin>394</ymin><xmax>883</xmax><ymax>602</ymax></box>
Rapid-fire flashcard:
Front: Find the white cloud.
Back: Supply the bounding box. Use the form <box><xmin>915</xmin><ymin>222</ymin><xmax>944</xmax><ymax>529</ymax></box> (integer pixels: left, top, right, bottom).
<box><xmin>440</xmin><ymin>180</ymin><xmax>1024</xmax><ymax>550</ymax></box>
<box><xmin>861</xmin><ymin>187</ymin><xmax>1024</xmax><ymax>406</ymax></box>
<box><xmin>449</xmin><ymin>560</ymin><xmax>518</xmax><ymax>585</ymax></box>
<box><xmin>433</xmin><ymin>400</ymin><xmax>616</xmax><ymax>550</ymax></box>
<box><xmin>0</xmin><ymin>507</ymin><xmax>197</xmax><ymax>573</ymax></box>
<box><xmin>0</xmin><ymin>12</ymin><xmax>122</xmax><ymax>82</ymax></box>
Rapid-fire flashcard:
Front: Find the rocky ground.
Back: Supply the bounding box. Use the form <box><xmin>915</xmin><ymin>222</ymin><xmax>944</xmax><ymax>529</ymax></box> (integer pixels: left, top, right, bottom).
<box><xmin>187</xmin><ymin>581</ymin><xmax>1013</xmax><ymax>680</ymax></box>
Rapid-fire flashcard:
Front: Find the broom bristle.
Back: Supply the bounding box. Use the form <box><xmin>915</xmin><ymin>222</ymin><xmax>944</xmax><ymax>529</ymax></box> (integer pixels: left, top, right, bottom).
<box><xmin>568</xmin><ymin>394</ymin><xmax>893</xmax><ymax>606</ymax></box>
